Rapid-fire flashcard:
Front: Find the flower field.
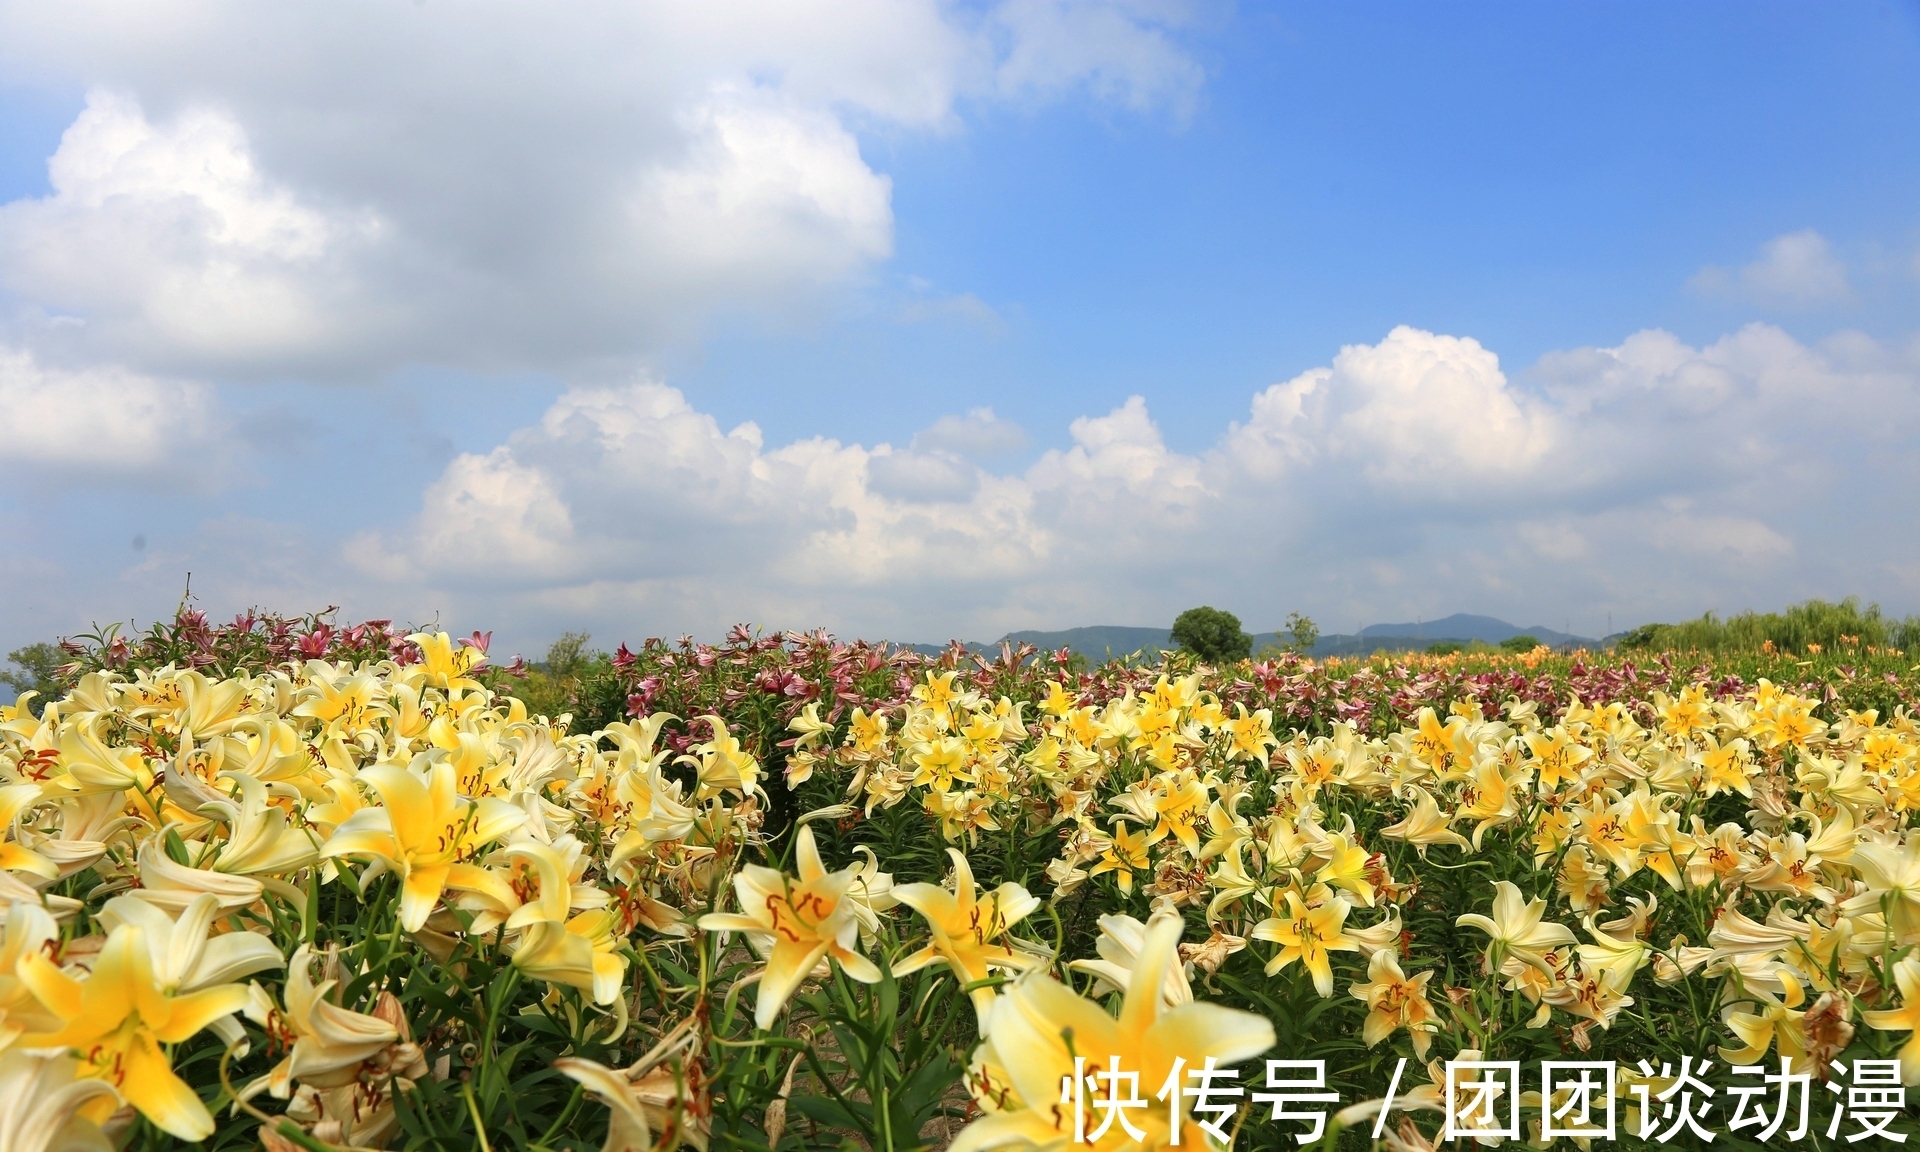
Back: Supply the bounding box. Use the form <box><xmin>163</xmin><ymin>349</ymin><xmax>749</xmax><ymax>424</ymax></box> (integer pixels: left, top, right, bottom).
<box><xmin>5</xmin><ymin>610</ymin><xmax>1920</xmax><ymax>1150</ymax></box>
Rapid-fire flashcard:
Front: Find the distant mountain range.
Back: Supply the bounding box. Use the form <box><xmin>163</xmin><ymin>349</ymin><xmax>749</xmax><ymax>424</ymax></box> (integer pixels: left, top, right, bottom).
<box><xmin>906</xmin><ymin>613</ymin><xmax>1605</xmax><ymax>658</ymax></box>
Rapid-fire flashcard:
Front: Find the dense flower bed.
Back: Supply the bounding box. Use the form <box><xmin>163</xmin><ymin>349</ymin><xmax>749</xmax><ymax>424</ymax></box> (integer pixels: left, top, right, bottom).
<box><xmin>5</xmin><ymin>612</ymin><xmax>1920</xmax><ymax>1149</ymax></box>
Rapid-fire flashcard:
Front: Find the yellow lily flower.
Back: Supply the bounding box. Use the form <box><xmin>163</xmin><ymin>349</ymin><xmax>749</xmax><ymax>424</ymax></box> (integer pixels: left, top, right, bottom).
<box><xmin>0</xmin><ymin>899</ymin><xmax>62</xmax><ymax>1047</ymax></box>
<box><xmin>18</xmin><ymin>916</ymin><xmax>261</xmax><ymax>1140</ymax></box>
<box><xmin>0</xmin><ymin>783</ymin><xmax>56</xmax><ymax>881</ymax></box>
<box><xmin>512</xmin><ymin>909</ymin><xmax>629</xmax><ymax>1005</ymax></box>
<box><xmin>406</xmin><ymin>631</ymin><xmax>485</xmax><ymax>692</ymax></box>
<box><xmin>696</xmin><ymin>825</ymin><xmax>880</xmax><ymax>1030</ymax></box>
<box><xmin>682</xmin><ymin>715</ymin><xmax>760</xmax><ymax>799</ymax></box>
<box><xmin>1380</xmin><ymin>787</ymin><xmax>1471</xmax><ymax>856</ymax></box>
<box><xmin>1313</xmin><ymin>820</ymin><xmax>1377</xmax><ymax>907</ymax></box>
<box><xmin>1089</xmin><ymin>822</ymin><xmax>1150</xmax><ymax>894</ymax></box>
<box><xmin>1844</xmin><ymin>837</ymin><xmax>1920</xmax><ymax>938</ymax></box>
<box><xmin>1349</xmin><ymin>949</ymin><xmax>1438</xmax><ymax>1058</ymax></box>
<box><xmin>1719</xmin><ymin>969</ymin><xmax>1810</xmax><ymax>1069</ymax></box>
<box><xmin>320</xmin><ymin>759</ymin><xmax>527</xmax><ymax>931</ymax></box>
<box><xmin>894</xmin><ymin>848</ymin><xmax>1042</xmax><ymax>1013</ymax></box>
<box><xmin>952</xmin><ymin>908</ymin><xmax>1275</xmax><ymax>1152</ymax></box>
<box><xmin>1524</xmin><ymin>726</ymin><xmax>1592</xmax><ymax>791</ymax></box>
<box><xmin>1455</xmin><ymin>881</ymin><xmax>1576</xmax><ymax>976</ymax></box>
<box><xmin>95</xmin><ymin>893</ymin><xmax>286</xmax><ymax>995</ymax></box>
<box><xmin>452</xmin><ymin>836</ymin><xmax>609</xmax><ymax>935</ymax></box>
<box><xmin>1204</xmin><ymin>840</ymin><xmax>1266</xmax><ymax>922</ymax></box>
<box><xmin>1251</xmin><ymin>888</ymin><xmax>1357</xmax><ymax>997</ymax></box>
<box><xmin>1146</xmin><ymin>772</ymin><xmax>1209</xmax><ymax>855</ymax></box>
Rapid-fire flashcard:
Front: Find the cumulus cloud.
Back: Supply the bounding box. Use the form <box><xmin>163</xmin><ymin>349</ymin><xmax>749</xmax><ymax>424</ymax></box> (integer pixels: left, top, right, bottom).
<box><xmin>1691</xmin><ymin>229</ymin><xmax>1853</xmax><ymax>308</ymax></box>
<box><xmin>0</xmin><ymin>344</ymin><xmax>212</xmax><ymax>475</ymax></box>
<box><xmin>0</xmin><ymin>90</ymin><xmax>377</xmax><ymax>370</ymax></box>
<box><xmin>0</xmin><ymin>1</ymin><xmax>1205</xmax><ymax>377</ymax></box>
<box><xmin>913</xmin><ymin>407</ymin><xmax>1028</xmax><ymax>458</ymax></box>
<box><xmin>334</xmin><ymin>324</ymin><xmax>1920</xmax><ymax>644</ymax></box>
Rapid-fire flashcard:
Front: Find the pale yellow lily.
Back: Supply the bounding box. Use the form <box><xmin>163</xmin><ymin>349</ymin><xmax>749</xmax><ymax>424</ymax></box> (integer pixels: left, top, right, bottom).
<box><xmin>895</xmin><ymin>848</ymin><xmax>1042</xmax><ymax>1013</ymax></box>
<box><xmin>18</xmin><ymin>920</ymin><xmax>258</xmax><ymax>1141</ymax></box>
<box><xmin>952</xmin><ymin>909</ymin><xmax>1275</xmax><ymax>1152</ymax></box>
<box><xmin>0</xmin><ymin>1047</ymin><xmax>121</xmax><ymax>1152</ymax></box>
<box><xmin>1455</xmin><ymin>881</ymin><xmax>1577</xmax><ymax>976</ymax></box>
<box><xmin>0</xmin><ymin>783</ymin><xmax>56</xmax><ymax>881</ymax></box>
<box><xmin>512</xmin><ymin>909</ymin><xmax>629</xmax><ymax>1005</ymax></box>
<box><xmin>243</xmin><ymin>944</ymin><xmax>405</xmax><ymax>1099</ymax></box>
<box><xmin>321</xmin><ymin>759</ymin><xmax>527</xmax><ymax>930</ymax></box>
<box><xmin>696</xmin><ymin>825</ymin><xmax>880</xmax><ymax>1030</ymax></box>
<box><xmin>1349</xmin><ymin>949</ymin><xmax>1437</xmax><ymax>1058</ymax></box>
<box><xmin>1863</xmin><ymin>955</ymin><xmax>1920</xmax><ymax>1084</ymax></box>
<box><xmin>683</xmin><ymin>715</ymin><xmax>760</xmax><ymax>800</ymax></box>
<box><xmin>1251</xmin><ymin>888</ymin><xmax>1357</xmax><ymax>997</ymax></box>
<box><xmin>1380</xmin><ymin>787</ymin><xmax>1471</xmax><ymax>856</ymax></box>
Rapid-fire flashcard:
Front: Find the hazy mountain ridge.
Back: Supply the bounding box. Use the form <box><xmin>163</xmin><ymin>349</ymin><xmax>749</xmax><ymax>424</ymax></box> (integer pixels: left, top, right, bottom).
<box><xmin>903</xmin><ymin>614</ymin><xmax>1603</xmax><ymax>657</ymax></box>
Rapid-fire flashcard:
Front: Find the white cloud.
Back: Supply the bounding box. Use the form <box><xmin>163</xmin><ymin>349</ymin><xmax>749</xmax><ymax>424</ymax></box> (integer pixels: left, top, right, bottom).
<box><xmin>0</xmin><ymin>90</ymin><xmax>376</xmax><ymax>369</ymax></box>
<box><xmin>913</xmin><ymin>407</ymin><xmax>1028</xmax><ymax>458</ymax></box>
<box><xmin>0</xmin><ymin>344</ymin><xmax>211</xmax><ymax>474</ymax></box>
<box><xmin>988</xmin><ymin>0</ymin><xmax>1207</xmax><ymax>116</ymax></box>
<box><xmin>633</xmin><ymin>87</ymin><xmax>894</xmax><ymax>306</ymax></box>
<box><xmin>325</xmin><ymin>323</ymin><xmax>1920</xmax><ymax>645</ymax></box>
<box><xmin>6</xmin><ymin>321</ymin><xmax>1917</xmax><ymax>651</ymax></box>
<box><xmin>1691</xmin><ymin>229</ymin><xmax>1852</xmax><ymax>308</ymax></box>
<box><xmin>0</xmin><ymin>1</ymin><xmax>1205</xmax><ymax>377</ymax></box>
<box><xmin>1225</xmin><ymin>326</ymin><xmax>1558</xmax><ymax>496</ymax></box>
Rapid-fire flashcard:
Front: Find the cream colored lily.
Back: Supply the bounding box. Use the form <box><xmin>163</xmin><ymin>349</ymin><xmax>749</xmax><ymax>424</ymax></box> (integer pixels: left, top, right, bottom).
<box><xmin>1067</xmin><ymin>911</ymin><xmax>1192</xmax><ymax>1010</ymax></box>
<box><xmin>895</xmin><ymin>848</ymin><xmax>1042</xmax><ymax>1013</ymax></box>
<box><xmin>17</xmin><ymin>918</ymin><xmax>260</xmax><ymax>1140</ymax></box>
<box><xmin>696</xmin><ymin>825</ymin><xmax>880</xmax><ymax>1030</ymax></box>
<box><xmin>1455</xmin><ymin>881</ymin><xmax>1577</xmax><ymax>977</ymax></box>
<box><xmin>320</xmin><ymin>759</ymin><xmax>527</xmax><ymax>931</ymax></box>
<box><xmin>952</xmin><ymin>908</ymin><xmax>1275</xmax><ymax>1152</ymax></box>
<box><xmin>1380</xmin><ymin>788</ymin><xmax>1471</xmax><ymax>856</ymax></box>
<box><xmin>555</xmin><ymin>1020</ymin><xmax>711</xmax><ymax>1151</ymax></box>
<box><xmin>244</xmin><ymin>944</ymin><xmax>405</xmax><ymax>1099</ymax></box>
<box><xmin>0</xmin><ymin>1047</ymin><xmax>121</xmax><ymax>1152</ymax></box>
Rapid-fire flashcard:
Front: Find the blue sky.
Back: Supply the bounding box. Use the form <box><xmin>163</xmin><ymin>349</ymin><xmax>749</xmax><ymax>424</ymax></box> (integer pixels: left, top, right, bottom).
<box><xmin>0</xmin><ymin>1</ymin><xmax>1918</xmax><ymax>656</ymax></box>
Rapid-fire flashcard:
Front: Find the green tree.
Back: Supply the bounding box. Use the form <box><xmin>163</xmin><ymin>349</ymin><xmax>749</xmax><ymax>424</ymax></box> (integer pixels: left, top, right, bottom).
<box><xmin>1170</xmin><ymin>606</ymin><xmax>1251</xmax><ymax>664</ymax></box>
<box><xmin>1283</xmin><ymin>611</ymin><xmax>1320</xmax><ymax>654</ymax></box>
<box><xmin>1499</xmin><ymin>634</ymin><xmax>1541</xmax><ymax>653</ymax></box>
<box><xmin>0</xmin><ymin>642</ymin><xmax>65</xmax><ymax>715</ymax></box>
<box><xmin>512</xmin><ymin>631</ymin><xmax>604</xmax><ymax>721</ymax></box>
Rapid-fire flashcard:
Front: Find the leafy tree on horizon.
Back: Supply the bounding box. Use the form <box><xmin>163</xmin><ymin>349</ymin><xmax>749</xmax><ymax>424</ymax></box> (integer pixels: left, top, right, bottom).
<box><xmin>1171</xmin><ymin>606</ymin><xmax>1251</xmax><ymax>664</ymax></box>
<box><xmin>0</xmin><ymin>642</ymin><xmax>65</xmax><ymax>716</ymax></box>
